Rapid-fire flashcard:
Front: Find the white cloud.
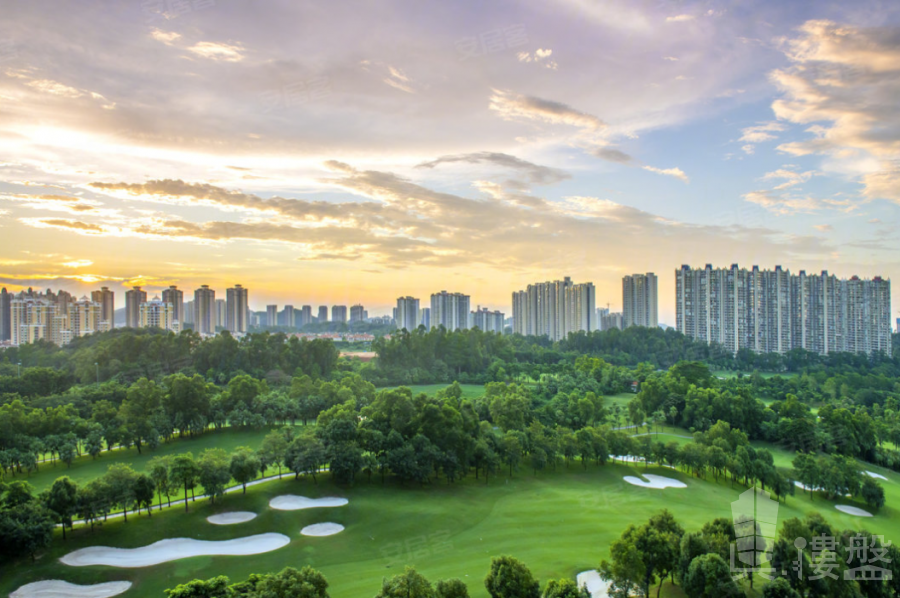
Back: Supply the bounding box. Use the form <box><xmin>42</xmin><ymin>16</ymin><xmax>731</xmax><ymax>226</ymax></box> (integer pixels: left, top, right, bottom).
<box><xmin>489</xmin><ymin>90</ymin><xmax>605</xmax><ymax>130</ymax></box>
<box><xmin>186</xmin><ymin>41</ymin><xmax>245</xmax><ymax>62</ymax></box>
<box><xmin>770</xmin><ymin>20</ymin><xmax>900</xmax><ymax>204</ymax></box>
<box><xmin>666</xmin><ymin>15</ymin><xmax>695</xmax><ymax>23</ymax></box>
<box><xmin>643</xmin><ymin>165</ymin><xmax>689</xmax><ymax>183</ymax></box>
<box><xmin>813</xmin><ymin>224</ymin><xmax>832</xmax><ymax>232</ymax></box>
<box><xmin>150</xmin><ymin>29</ymin><xmax>181</xmax><ymax>46</ymax></box>
<box><xmin>762</xmin><ymin>168</ymin><xmax>816</xmax><ymax>190</ymax></box>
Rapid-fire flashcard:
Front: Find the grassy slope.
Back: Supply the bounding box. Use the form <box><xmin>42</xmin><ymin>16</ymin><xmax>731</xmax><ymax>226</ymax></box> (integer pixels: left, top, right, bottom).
<box><xmin>3</xmin><ymin>454</ymin><xmax>897</xmax><ymax>598</ymax></box>
<box><xmin>17</xmin><ymin>427</ymin><xmax>293</xmax><ymax>496</ymax></box>
<box><xmin>390</xmin><ymin>384</ymin><xmax>486</xmax><ymax>400</ymax></box>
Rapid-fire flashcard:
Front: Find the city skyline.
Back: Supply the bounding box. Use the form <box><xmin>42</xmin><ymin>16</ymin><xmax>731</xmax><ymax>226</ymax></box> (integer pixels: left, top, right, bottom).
<box><xmin>0</xmin><ymin>2</ymin><xmax>898</xmax><ymax>325</ymax></box>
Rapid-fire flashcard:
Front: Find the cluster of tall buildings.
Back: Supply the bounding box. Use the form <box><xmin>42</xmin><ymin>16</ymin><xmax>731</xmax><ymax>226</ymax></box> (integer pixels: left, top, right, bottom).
<box><xmin>0</xmin><ymin>287</ymin><xmax>112</xmax><ymax>346</ymax></box>
<box><xmin>393</xmin><ymin>292</ymin><xmax>505</xmax><ymax>333</ymax></box>
<box><xmin>676</xmin><ymin>264</ymin><xmax>892</xmax><ymax>356</ymax></box>
<box><xmin>512</xmin><ymin>277</ymin><xmax>597</xmax><ymax>341</ymax></box>
<box><xmin>1</xmin><ymin>265</ymin><xmax>893</xmax><ymax>356</ymax></box>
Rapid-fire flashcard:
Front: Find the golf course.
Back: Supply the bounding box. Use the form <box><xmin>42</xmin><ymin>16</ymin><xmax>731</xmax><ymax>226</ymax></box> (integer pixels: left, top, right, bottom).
<box><xmin>1</xmin><ymin>422</ymin><xmax>897</xmax><ymax>598</ymax></box>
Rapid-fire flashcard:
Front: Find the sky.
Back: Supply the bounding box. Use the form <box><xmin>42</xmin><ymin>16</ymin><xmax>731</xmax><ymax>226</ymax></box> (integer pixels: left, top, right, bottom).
<box><xmin>0</xmin><ymin>0</ymin><xmax>899</xmax><ymax>324</ymax></box>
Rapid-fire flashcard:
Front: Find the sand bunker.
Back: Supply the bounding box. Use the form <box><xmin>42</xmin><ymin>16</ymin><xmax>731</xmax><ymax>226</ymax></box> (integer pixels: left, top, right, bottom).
<box><xmin>836</xmin><ymin>505</ymin><xmax>873</xmax><ymax>517</ymax></box>
<box><xmin>61</xmin><ymin>533</ymin><xmax>290</xmax><ymax>568</ymax></box>
<box><xmin>269</xmin><ymin>495</ymin><xmax>348</xmax><ymax>511</ymax></box>
<box><xmin>577</xmin><ymin>570</ymin><xmax>611</xmax><ymax>598</ymax></box>
<box><xmin>623</xmin><ymin>474</ymin><xmax>686</xmax><ymax>489</ymax></box>
<box><xmin>11</xmin><ymin>581</ymin><xmax>132</xmax><ymax>598</ymax></box>
<box><xmin>301</xmin><ymin>522</ymin><xmax>345</xmax><ymax>537</ymax></box>
<box><xmin>865</xmin><ymin>471</ymin><xmax>888</xmax><ymax>481</ymax></box>
<box><xmin>207</xmin><ymin>511</ymin><xmax>257</xmax><ymax>525</ymax></box>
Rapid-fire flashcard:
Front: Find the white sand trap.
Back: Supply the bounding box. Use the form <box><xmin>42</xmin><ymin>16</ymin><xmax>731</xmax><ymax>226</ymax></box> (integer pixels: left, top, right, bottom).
<box><xmin>269</xmin><ymin>495</ymin><xmax>348</xmax><ymax>511</ymax></box>
<box><xmin>11</xmin><ymin>580</ymin><xmax>132</xmax><ymax>598</ymax></box>
<box><xmin>623</xmin><ymin>474</ymin><xmax>686</xmax><ymax>489</ymax></box>
<box><xmin>865</xmin><ymin>471</ymin><xmax>888</xmax><ymax>481</ymax></box>
<box><xmin>301</xmin><ymin>522</ymin><xmax>345</xmax><ymax>536</ymax></box>
<box><xmin>836</xmin><ymin>505</ymin><xmax>873</xmax><ymax>517</ymax></box>
<box><xmin>60</xmin><ymin>533</ymin><xmax>289</xmax><ymax>568</ymax></box>
<box><xmin>207</xmin><ymin>511</ymin><xmax>257</xmax><ymax>525</ymax></box>
<box><xmin>795</xmin><ymin>481</ymin><xmax>824</xmax><ymax>492</ymax></box>
<box><xmin>577</xmin><ymin>570</ymin><xmax>611</xmax><ymax>598</ymax></box>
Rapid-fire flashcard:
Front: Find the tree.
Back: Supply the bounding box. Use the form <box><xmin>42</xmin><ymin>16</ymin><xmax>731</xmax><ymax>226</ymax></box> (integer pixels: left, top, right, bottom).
<box><xmin>861</xmin><ymin>477</ymin><xmax>886</xmax><ymax>511</ymax></box>
<box><xmin>435</xmin><ymin>579</ymin><xmax>470</xmax><ymax>598</ymax></box>
<box><xmin>164</xmin><ymin>576</ymin><xmax>232</xmax><ymax>598</ymax></box>
<box><xmin>259</xmin><ymin>428</ymin><xmax>289</xmax><ymax>478</ymax></box>
<box><xmin>682</xmin><ymin>554</ymin><xmax>742</xmax><ymax>598</ymax></box>
<box><xmin>484</xmin><ymin>556</ymin><xmax>541</xmax><ymax>598</ymax></box>
<box><xmin>541</xmin><ymin>579</ymin><xmax>589</xmax><ymax>598</ymax></box>
<box><xmin>45</xmin><ymin>476</ymin><xmax>78</xmax><ymax>539</ymax></box>
<box><xmin>287</xmin><ymin>434</ymin><xmax>327</xmax><ymax>483</ymax></box>
<box><xmin>2</xmin><ymin>480</ymin><xmax>35</xmax><ymax>509</ymax></box>
<box><xmin>133</xmin><ymin>473</ymin><xmax>156</xmax><ymax>516</ymax></box>
<box><xmin>170</xmin><ymin>452</ymin><xmax>200</xmax><ymax>512</ymax></box>
<box><xmin>148</xmin><ymin>455</ymin><xmax>172</xmax><ymax>510</ymax></box>
<box><xmin>762</xmin><ymin>578</ymin><xmax>801</xmax><ymax>598</ymax></box>
<box><xmin>198</xmin><ymin>449</ymin><xmax>231</xmax><ymax>504</ymax></box>
<box><xmin>0</xmin><ymin>502</ymin><xmax>55</xmax><ymax>561</ymax></box>
<box><xmin>601</xmin><ymin>519</ymin><xmax>679</xmax><ymax>598</ymax></box>
<box><xmin>230</xmin><ymin>447</ymin><xmax>261</xmax><ymax>494</ymax></box>
<box><xmin>250</xmin><ymin>566</ymin><xmax>330</xmax><ymax>598</ymax></box>
<box><xmin>376</xmin><ymin>567</ymin><xmax>436</xmax><ymax>598</ymax></box>
<box><xmin>677</xmin><ymin>533</ymin><xmax>709</xmax><ymax>584</ymax></box>
<box><xmin>104</xmin><ymin>463</ymin><xmax>138</xmax><ymax>522</ymax></box>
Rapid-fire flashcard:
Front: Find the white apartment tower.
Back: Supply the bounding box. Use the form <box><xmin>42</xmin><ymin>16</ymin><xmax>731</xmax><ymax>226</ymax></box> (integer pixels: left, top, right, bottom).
<box><xmin>512</xmin><ymin>277</ymin><xmax>596</xmax><ymax>341</ymax></box>
<box><xmin>395</xmin><ymin>296</ymin><xmax>420</xmax><ymax>331</ymax></box>
<box><xmin>676</xmin><ymin>264</ymin><xmax>891</xmax><ymax>356</ymax></box>
<box><xmin>623</xmin><ymin>273</ymin><xmax>658</xmax><ymax>328</ymax></box>
<box><xmin>193</xmin><ymin>285</ymin><xmax>216</xmax><ymax>335</ymax></box>
<box><xmin>430</xmin><ymin>291</ymin><xmax>470</xmax><ymax>331</ymax></box>
<box><xmin>140</xmin><ymin>297</ymin><xmax>180</xmax><ymax>332</ymax></box>
<box><xmin>226</xmin><ymin>285</ymin><xmax>249</xmax><ymax>334</ymax></box>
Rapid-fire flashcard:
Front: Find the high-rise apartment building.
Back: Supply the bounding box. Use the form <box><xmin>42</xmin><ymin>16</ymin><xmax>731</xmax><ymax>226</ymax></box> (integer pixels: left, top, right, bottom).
<box><xmin>266</xmin><ymin>305</ymin><xmax>278</xmax><ymax>327</ymax></box>
<box><xmin>10</xmin><ymin>296</ymin><xmax>55</xmax><ymax>346</ymax></box>
<box><xmin>226</xmin><ymin>285</ymin><xmax>249</xmax><ymax>334</ymax></box>
<box><xmin>395</xmin><ymin>297</ymin><xmax>420</xmax><ymax>331</ymax></box>
<box><xmin>215</xmin><ymin>299</ymin><xmax>226</xmax><ymax>328</ymax></box>
<box><xmin>473</xmin><ymin>307</ymin><xmax>505</xmax><ymax>333</ymax></box>
<box><xmin>193</xmin><ymin>285</ymin><xmax>217</xmax><ymax>335</ymax></box>
<box><xmin>350</xmin><ymin>304</ymin><xmax>365</xmax><ymax>323</ymax></box>
<box><xmin>161</xmin><ymin>286</ymin><xmax>184</xmax><ymax>325</ymax></box>
<box><xmin>90</xmin><ymin>287</ymin><xmax>115</xmax><ymax>331</ymax></box>
<box><xmin>184</xmin><ymin>300</ymin><xmax>195</xmax><ymax>325</ymax></box>
<box><xmin>419</xmin><ymin>307</ymin><xmax>431</xmax><ymax>330</ymax></box>
<box><xmin>299</xmin><ymin>305</ymin><xmax>312</xmax><ymax>327</ymax></box>
<box><xmin>512</xmin><ymin>277</ymin><xmax>596</xmax><ymax>341</ymax></box>
<box><xmin>332</xmin><ymin>305</ymin><xmax>348</xmax><ymax>323</ymax></box>
<box><xmin>68</xmin><ymin>297</ymin><xmax>103</xmax><ymax>339</ymax></box>
<box><xmin>623</xmin><ymin>273</ymin><xmax>658</xmax><ymax>328</ymax></box>
<box><xmin>317</xmin><ymin>306</ymin><xmax>328</xmax><ymax>323</ymax></box>
<box><xmin>281</xmin><ymin>305</ymin><xmax>295</xmax><ymax>327</ymax></box>
<box><xmin>430</xmin><ymin>291</ymin><xmax>470</xmax><ymax>331</ymax></box>
<box><xmin>0</xmin><ymin>288</ymin><xmax>10</xmax><ymax>341</ymax></box>
<box><xmin>676</xmin><ymin>264</ymin><xmax>892</xmax><ymax>356</ymax></box>
<box><xmin>125</xmin><ymin>286</ymin><xmax>147</xmax><ymax>328</ymax></box>
<box><xmin>600</xmin><ymin>311</ymin><xmax>625</xmax><ymax>331</ymax></box>
<box><xmin>140</xmin><ymin>297</ymin><xmax>180</xmax><ymax>332</ymax></box>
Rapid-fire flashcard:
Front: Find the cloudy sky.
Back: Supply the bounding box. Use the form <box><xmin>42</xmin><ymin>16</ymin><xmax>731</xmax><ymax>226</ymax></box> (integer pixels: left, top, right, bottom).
<box><xmin>1</xmin><ymin>0</ymin><xmax>899</xmax><ymax>323</ymax></box>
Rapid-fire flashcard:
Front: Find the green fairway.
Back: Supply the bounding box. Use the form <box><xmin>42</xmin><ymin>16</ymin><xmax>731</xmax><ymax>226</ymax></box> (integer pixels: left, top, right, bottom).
<box><xmin>712</xmin><ymin>370</ymin><xmax>798</xmax><ymax>380</ymax></box>
<box><xmin>385</xmin><ymin>383</ymin><xmax>486</xmax><ymax>400</ymax></box>
<box><xmin>17</xmin><ymin>427</ymin><xmax>297</xmax><ymax>496</ymax></box>
<box><xmin>3</xmin><ymin>455</ymin><xmax>897</xmax><ymax>598</ymax></box>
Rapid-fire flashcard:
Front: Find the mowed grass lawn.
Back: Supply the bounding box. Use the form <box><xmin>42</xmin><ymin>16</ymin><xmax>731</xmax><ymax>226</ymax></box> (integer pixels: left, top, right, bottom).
<box><xmin>4</xmin><ymin>454</ymin><xmax>899</xmax><ymax>598</ymax></box>
<box><xmin>386</xmin><ymin>384</ymin><xmax>487</xmax><ymax>400</ymax></box>
<box><xmin>18</xmin><ymin>427</ymin><xmax>301</xmax><ymax>496</ymax></box>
